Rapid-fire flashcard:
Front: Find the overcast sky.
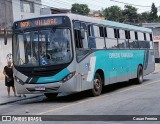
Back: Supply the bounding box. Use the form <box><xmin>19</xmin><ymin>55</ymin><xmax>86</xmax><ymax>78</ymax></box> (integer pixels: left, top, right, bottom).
<box><xmin>42</xmin><ymin>0</ymin><xmax>160</xmax><ymax>14</ymax></box>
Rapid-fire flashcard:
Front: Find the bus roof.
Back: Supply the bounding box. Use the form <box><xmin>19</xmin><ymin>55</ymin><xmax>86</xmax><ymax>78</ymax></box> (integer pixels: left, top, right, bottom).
<box><xmin>68</xmin><ymin>14</ymin><xmax>152</xmax><ymax>33</ymax></box>
<box><xmin>14</xmin><ymin>13</ymin><xmax>152</xmax><ymax>33</ymax></box>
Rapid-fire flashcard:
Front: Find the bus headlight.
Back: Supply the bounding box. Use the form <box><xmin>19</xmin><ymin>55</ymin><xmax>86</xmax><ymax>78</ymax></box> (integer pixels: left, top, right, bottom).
<box><xmin>15</xmin><ymin>76</ymin><xmax>25</xmax><ymax>85</ymax></box>
<box><xmin>61</xmin><ymin>71</ymin><xmax>76</xmax><ymax>83</ymax></box>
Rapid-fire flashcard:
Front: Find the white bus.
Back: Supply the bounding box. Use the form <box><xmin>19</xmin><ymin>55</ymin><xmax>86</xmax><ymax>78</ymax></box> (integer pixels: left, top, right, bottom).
<box><xmin>11</xmin><ymin>13</ymin><xmax>154</xmax><ymax>99</ymax></box>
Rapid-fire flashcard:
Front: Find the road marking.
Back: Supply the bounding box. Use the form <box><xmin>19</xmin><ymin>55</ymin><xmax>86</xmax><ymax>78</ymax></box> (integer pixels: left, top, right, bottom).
<box><xmin>38</xmin><ymin>79</ymin><xmax>160</xmax><ymax>115</ymax></box>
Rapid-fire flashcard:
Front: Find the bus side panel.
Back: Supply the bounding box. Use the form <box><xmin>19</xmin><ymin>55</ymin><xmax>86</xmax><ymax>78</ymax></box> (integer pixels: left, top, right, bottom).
<box><xmin>94</xmin><ymin>50</ymin><xmax>145</xmax><ymax>84</ymax></box>
<box><xmin>77</xmin><ymin>49</ymin><xmax>152</xmax><ymax>92</ymax></box>
<box><xmin>129</xmin><ymin>50</ymin><xmax>145</xmax><ymax>80</ymax></box>
<box><xmin>78</xmin><ymin>53</ymin><xmax>95</xmax><ymax>91</ymax></box>
<box><xmin>143</xmin><ymin>49</ymin><xmax>155</xmax><ymax>76</ymax></box>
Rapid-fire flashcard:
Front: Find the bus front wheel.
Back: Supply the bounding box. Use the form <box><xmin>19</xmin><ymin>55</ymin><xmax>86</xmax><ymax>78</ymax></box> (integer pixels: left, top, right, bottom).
<box><xmin>44</xmin><ymin>93</ymin><xmax>58</xmax><ymax>99</ymax></box>
<box><xmin>91</xmin><ymin>73</ymin><xmax>102</xmax><ymax>96</ymax></box>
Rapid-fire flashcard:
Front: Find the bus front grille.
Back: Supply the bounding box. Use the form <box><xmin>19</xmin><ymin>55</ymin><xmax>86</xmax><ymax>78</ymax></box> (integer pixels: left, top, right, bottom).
<box><xmin>22</xmin><ymin>69</ymin><xmax>62</xmax><ymax>77</ymax></box>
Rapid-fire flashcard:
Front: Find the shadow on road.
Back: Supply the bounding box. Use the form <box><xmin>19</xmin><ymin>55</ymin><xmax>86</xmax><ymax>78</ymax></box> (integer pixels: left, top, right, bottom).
<box><xmin>16</xmin><ymin>79</ymin><xmax>151</xmax><ymax>105</ymax></box>
<box><xmin>40</xmin><ymin>79</ymin><xmax>151</xmax><ymax>103</ymax></box>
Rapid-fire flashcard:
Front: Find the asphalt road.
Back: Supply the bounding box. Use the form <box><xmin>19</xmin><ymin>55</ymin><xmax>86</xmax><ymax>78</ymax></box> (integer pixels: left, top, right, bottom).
<box><xmin>1</xmin><ymin>72</ymin><xmax>160</xmax><ymax>123</ymax></box>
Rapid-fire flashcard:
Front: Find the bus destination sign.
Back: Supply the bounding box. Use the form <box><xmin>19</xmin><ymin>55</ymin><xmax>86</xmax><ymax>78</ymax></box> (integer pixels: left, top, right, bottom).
<box><xmin>17</xmin><ymin>17</ymin><xmax>63</xmax><ymax>29</ymax></box>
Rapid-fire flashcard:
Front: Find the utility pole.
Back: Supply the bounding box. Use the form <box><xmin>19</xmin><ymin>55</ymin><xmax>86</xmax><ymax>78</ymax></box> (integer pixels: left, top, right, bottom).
<box><xmin>4</xmin><ymin>0</ymin><xmax>7</xmax><ymax>29</ymax></box>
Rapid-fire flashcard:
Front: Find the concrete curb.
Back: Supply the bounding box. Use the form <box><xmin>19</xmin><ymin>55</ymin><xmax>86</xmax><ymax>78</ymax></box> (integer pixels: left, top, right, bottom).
<box><xmin>0</xmin><ymin>80</ymin><xmax>43</xmax><ymax>105</ymax></box>
<box><xmin>152</xmin><ymin>64</ymin><xmax>160</xmax><ymax>74</ymax></box>
<box><xmin>0</xmin><ymin>95</ymin><xmax>43</xmax><ymax>105</ymax></box>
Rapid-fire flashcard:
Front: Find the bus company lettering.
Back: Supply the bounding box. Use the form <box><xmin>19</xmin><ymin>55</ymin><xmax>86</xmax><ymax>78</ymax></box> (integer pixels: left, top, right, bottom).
<box><xmin>109</xmin><ymin>53</ymin><xmax>133</xmax><ymax>58</ymax></box>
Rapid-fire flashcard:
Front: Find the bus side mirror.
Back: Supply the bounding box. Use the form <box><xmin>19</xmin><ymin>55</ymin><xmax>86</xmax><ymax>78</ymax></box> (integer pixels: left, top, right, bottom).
<box><xmin>4</xmin><ymin>29</ymin><xmax>8</xmax><ymax>45</ymax></box>
<box><xmin>80</xmin><ymin>30</ymin><xmax>85</xmax><ymax>39</ymax></box>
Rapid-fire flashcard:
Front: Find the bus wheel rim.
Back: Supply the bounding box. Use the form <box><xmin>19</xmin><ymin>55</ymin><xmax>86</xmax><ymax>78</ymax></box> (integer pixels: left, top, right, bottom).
<box><xmin>94</xmin><ymin>79</ymin><xmax>101</xmax><ymax>91</ymax></box>
<box><xmin>139</xmin><ymin>70</ymin><xmax>143</xmax><ymax>82</ymax></box>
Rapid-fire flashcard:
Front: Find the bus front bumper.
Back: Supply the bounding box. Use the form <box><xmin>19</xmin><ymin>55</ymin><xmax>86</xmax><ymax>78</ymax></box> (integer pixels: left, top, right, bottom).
<box><xmin>14</xmin><ymin>76</ymin><xmax>80</xmax><ymax>94</ymax></box>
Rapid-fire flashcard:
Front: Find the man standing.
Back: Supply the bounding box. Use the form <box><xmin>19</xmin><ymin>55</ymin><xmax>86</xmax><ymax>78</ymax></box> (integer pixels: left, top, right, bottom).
<box><xmin>3</xmin><ymin>61</ymin><xmax>16</xmax><ymax>97</ymax></box>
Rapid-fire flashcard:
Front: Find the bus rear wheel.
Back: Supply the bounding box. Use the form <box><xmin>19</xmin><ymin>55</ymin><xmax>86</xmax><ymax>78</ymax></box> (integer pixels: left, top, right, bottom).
<box><xmin>136</xmin><ymin>65</ymin><xmax>143</xmax><ymax>84</ymax></box>
<box><xmin>131</xmin><ymin>65</ymin><xmax>143</xmax><ymax>84</ymax></box>
<box><xmin>44</xmin><ymin>93</ymin><xmax>58</xmax><ymax>99</ymax></box>
<box><xmin>91</xmin><ymin>73</ymin><xmax>102</xmax><ymax>96</ymax></box>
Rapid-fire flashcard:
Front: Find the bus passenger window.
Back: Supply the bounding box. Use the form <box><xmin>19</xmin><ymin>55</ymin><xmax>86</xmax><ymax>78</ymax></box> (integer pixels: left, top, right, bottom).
<box><xmin>99</xmin><ymin>27</ymin><xmax>104</xmax><ymax>37</ymax></box>
<box><xmin>88</xmin><ymin>25</ymin><xmax>91</xmax><ymax>36</ymax></box>
<box><xmin>88</xmin><ymin>25</ymin><xmax>94</xmax><ymax>36</ymax></box>
<box><xmin>74</xmin><ymin>22</ymin><xmax>80</xmax><ymax>29</ymax></box>
<box><xmin>146</xmin><ymin>41</ymin><xmax>150</xmax><ymax>48</ymax></box>
<box><xmin>104</xmin><ymin>27</ymin><xmax>107</xmax><ymax>37</ymax></box>
<box><xmin>74</xmin><ymin>22</ymin><xmax>88</xmax><ymax>49</ymax></box>
<box><xmin>144</xmin><ymin>33</ymin><xmax>146</xmax><ymax>41</ymax></box>
<box><xmin>129</xmin><ymin>31</ymin><xmax>139</xmax><ymax>49</ymax></box>
<box><xmin>118</xmin><ymin>29</ymin><xmax>128</xmax><ymax>49</ymax></box>
<box><xmin>149</xmin><ymin>41</ymin><xmax>153</xmax><ymax>49</ymax></box>
<box><xmin>138</xmin><ymin>41</ymin><xmax>148</xmax><ymax>48</ymax></box>
<box><xmin>150</xmin><ymin>34</ymin><xmax>153</xmax><ymax>41</ymax></box>
<box><xmin>74</xmin><ymin>30</ymin><xmax>83</xmax><ymax>48</ymax></box>
<box><xmin>135</xmin><ymin>32</ymin><xmax>138</xmax><ymax>40</ymax></box>
<box><xmin>93</xmin><ymin>25</ymin><xmax>100</xmax><ymax>37</ymax></box>
<box><xmin>105</xmin><ymin>27</ymin><xmax>118</xmax><ymax>49</ymax></box>
<box><xmin>81</xmin><ymin>30</ymin><xmax>88</xmax><ymax>48</ymax></box>
<box><xmin>81</xmin><ymin>23</ymin><xmax>87</xmax><ymax>30</ymax></box>
<box><xmin>125</xmin><ymin>30</ymin><xmax>130</xmax><ymax>39</ymax></box>
<box><xmin>92</xmin><ymin>25</ymin><xmax>105</xmax><ymax>49</ymax></box>
<box><xmin>114</xmin><ymin>29</ymin><xmax>120</xmax><ymax>38</ymax></box>
<box><xmin>74</xmin><ymin>21</ymin><xmax>89</xmax><ymax>62</ymax></box>
<box><xmin>146</xmin><ymin>33</ymin><xmax>150</xmax><ymax>41</ymax></box>
<box><xmin>149</xmin><ymin>34</ymin><xmax>153</xmax><ymax>49</ymax></box>
<box><xmin>138</xmin><ymin>32</ymin><xmax>144</xmax><ymax>41</ymax></box>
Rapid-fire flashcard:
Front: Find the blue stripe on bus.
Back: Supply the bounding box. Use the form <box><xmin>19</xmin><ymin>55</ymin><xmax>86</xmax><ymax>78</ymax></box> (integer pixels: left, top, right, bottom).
<box><xmin>36</xmin><ymin>68</ymin><xmax>70</xmax><ymax>83</ymax></box>
<box><xmin>94</xmin><ymin>50</ymin><xmax>145</xmax><ymax>78</ymax></box>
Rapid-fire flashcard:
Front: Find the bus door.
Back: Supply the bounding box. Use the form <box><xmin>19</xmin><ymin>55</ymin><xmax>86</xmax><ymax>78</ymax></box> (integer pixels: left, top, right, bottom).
<box><xmin>74</xmin><ymin>21</ymin><xmax>91</xmax><ymax>91</ymax></box>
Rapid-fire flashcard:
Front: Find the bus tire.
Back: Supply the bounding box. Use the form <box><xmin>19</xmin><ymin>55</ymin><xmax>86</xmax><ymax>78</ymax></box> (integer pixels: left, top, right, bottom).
<box><xmin>91</xmin><ymin>73</ymin><xmax>102</xmax><ymax>96</ymax></box>
<box><xmin>134</xmin><ymin>65</ymin><xmax>143</xmax><ymax>84</ymax></box>
<box><xmin>44</xmin><ymin>93</ymin><xmax>58</xmax><ymax>99</ymax></box>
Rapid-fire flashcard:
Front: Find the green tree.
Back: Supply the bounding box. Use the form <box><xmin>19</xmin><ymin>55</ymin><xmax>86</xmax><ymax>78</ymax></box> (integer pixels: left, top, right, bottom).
<box><xmin>149</xmin><ymin>3</ymin><xmax>158</xmax><ymax>22</ymax></box>
<box><xmin>71</xmin><ymin>3</ymin><xmax>90</xmax><ymax>15</ymax></box>
<box><xmin>122</xmin><ymin>5</ymin><xmax>138</xmax><ymax>24</ymax></box>
<box><xmin>139</xmin><ymin>12</ymin><xmax>150</xmax><ymax>23</ymax></box>
<box><xmin>103</xmin><ymin>6</ymin><xmax>122</xmax><ymax>22</ymax></box>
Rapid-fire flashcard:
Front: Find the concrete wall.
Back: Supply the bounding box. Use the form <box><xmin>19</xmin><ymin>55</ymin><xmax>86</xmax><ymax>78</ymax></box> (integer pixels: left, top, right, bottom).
<box><xmin>0</xmin><ymin>0</ymin><xmax>41</xmax><ymax>28</ymax></box>
<box><xmin>0</xmin><ymin>36</ymin><xmax>12</xmax><ymax>79</ymax></box>
<box><xmin>12</xmin><ymin>0</ymin><xmax>41</xmax><ymax>21</ymax></box>
<box><xmin>142</xmin><ymin>23</ymin><xmax>160</xmax><ymax>58</ymax></box>
<box><xmin>0</xmin><ymin>0</ymin><xmax>13</xmax><ymax>28</ymax></box>
<box><xmin>152</xmin><ymin>28</ymin><xmax>160</xmax><ymax>58</ymax></box>
<box><xmin>40</xmin><ymin>8</ymin><xmax>51</xmax><ymax>15</ymax></box>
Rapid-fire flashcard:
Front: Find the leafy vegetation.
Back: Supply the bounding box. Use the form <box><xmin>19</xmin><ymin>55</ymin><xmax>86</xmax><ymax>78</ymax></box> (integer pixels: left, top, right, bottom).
<box><xmin>71</xmin><ymin>3</ymin><xmax>160</xmax><ymax>24</ymax></box>
<box><xmin>71</xmin><ymin>3</ymin><xmax>90</xmax><ymax>15</ymax></box>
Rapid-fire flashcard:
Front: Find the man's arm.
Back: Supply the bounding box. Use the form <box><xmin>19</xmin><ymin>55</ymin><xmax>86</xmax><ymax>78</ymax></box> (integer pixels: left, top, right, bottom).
<box><xmin>3</xmin><ymin>68</ymin><xmax>8</xmax><ymax>78</ymax></box>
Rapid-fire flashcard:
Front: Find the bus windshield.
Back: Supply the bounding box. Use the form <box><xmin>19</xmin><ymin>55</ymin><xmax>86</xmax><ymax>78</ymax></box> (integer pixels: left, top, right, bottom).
<box><xmin>13</xmin><ymin>28</ymin><xmax>72</xmax><ymax>67</ymax></box>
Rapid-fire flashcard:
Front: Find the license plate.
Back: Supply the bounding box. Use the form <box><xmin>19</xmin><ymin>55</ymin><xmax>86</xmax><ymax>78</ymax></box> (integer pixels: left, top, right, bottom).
<box><xmin>35</xmin><ymin>86</ymin><xmax>45</xmax><ymax>91</ymax></box>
